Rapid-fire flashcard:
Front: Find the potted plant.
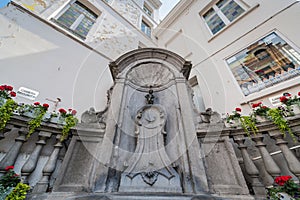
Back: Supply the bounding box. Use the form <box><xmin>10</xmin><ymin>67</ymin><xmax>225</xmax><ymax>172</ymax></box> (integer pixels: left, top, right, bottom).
<box><xmin>267</xmin><ymin>108</ymin><xmax>296</xmax><ymax>141</ymax></box>
<box><xmin>280</xmin><ymin>92</ymin><xmax>300</xmax><ymax>116</ymax></box>
<box><xmin>58</xmin><ymin>108</ymin><xmax>78</xmax><ymax>141</ymax></box>
<box><xmin>251</xmin><ymin>102</ymin><xmax>270</xmax><ymax>122</ymax></box>
<box><xmin>267</xmin><ymin>175</ymin><xmax>300</xmax><ymax>199</ymax></box>
<box><xmin>225</xmin><ymin>107</ymin><xmax>242</xmax><ymax>127</ymax></box>
<box><xmin>27</xmin><ymin>102</ymin><xmax>49</xmax><ymax>138</ymax></box>
<box><xmin>0</xmin><ymin>166</ymin><xmax>30</xmax><ymax>200</ymax></box>
<box><xmin>0</xmin><ymin>85</ymin><xmax>17</xmax><ymax>131</ymax></box>
<box><xmin>239</xmin><ymin>115</ymin><xmax>258</xmax><ymax>136</ymax></box>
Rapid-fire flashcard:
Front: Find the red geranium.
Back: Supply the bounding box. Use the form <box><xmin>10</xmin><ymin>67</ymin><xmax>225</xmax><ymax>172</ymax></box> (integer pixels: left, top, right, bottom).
<box><xmin>0</xmin><ymin>86</ymin><xmax>4</xmax><ymax>91</ymax></box>
<box><xmin>235</xmin><ymin>107</ymin><xmax>242</xmax><ymax>112</ymax></box>
<box><xmin>43</xmin><ymin>103</ymin><xmax>49</xmax><ymax>109</ymax></box>
<box><xmin>59</xmin><ymin>108</ymin><xmax>67</xmax><ymax>114</ymax></box>
<box><xmin>279</xmin><ymin>96</ymin><xmax>288</xmax><ymax>103</ymax></box>
<box><xmin>10</xmin><ymin>91</ymin><xmax>16</xmax><ymax>97</ymax></box>
<box><xmin>71</xmin><ymin>110</ymin><xmax>77</xmax><ymax>115</ymax></box>
<box><xmin>274</xmin><ymin>175</ymin><xmax>292</xmax><ymax>186</ymax></box>
<box><xmin>34</xmin><ymin>102</ymin><xmax>40</xmax><ymax>106</ymax></box>
<box><xmin>5</xmin><ymin>85</ymin><xmax>13</xmax><ymax>91</ymax></box>
<box><xmin>5</xmin><ymin>166</ymin><xmax>14</xmax><ymax>171</ymax></box>
<box><xmin>298</xmin><ymin>91</ymin><xmax>300</xmax><ymax>96</ymax></box>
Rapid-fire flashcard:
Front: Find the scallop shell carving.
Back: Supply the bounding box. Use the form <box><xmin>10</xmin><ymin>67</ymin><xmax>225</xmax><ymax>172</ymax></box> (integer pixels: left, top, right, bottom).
<box><xmin>127</xmin><ymin>63</ymin><xmax>174</xmax><ymax>87</ymax></box>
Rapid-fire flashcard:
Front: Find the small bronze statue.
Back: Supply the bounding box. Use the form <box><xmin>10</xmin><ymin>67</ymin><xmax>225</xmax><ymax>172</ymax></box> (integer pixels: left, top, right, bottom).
<box><xmin>145</xmin><ymin>89</ymin><xmax>154</xmax><ymax>104</ymax></box>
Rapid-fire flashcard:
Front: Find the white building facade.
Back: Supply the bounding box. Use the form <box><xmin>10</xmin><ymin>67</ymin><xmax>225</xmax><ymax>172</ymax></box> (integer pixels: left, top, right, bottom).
<box><xmin>0</xmin><ymin>0</ymin><xmax>161</xmax><ymax>116</ymax></box>
<box><xmin>1</xmin><ymin>0</ymin><xmax>300</xmax><ymax>117</ymax></box>
<box><xmin>155</xmin><ymin>0</ymin><xmax>300</xmax><ymax>116</ymax></box>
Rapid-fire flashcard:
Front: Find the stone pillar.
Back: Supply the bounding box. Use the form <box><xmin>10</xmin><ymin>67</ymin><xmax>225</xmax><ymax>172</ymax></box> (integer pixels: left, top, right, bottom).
<box><xmin>251</xmin><ymin>133</ymin><xmax>281</xmax><ymax>179</ymax></box>
<box><xmin>0</xmin><ymin>127</ymin><xmax>27</xmax><ymax>171</ymax></box>
<box><xmin>175</xmin><ymin>78</ymin><xmax>209</xmax><ymax>193</ymax></box>
<box><xmin>268</xmin><ymin>130</ymin><xmax>300</xmax><ymax>180</ymax></box>
<box><xmin>233</xmin><ymin>135</ymin><xmax>265</xmax><ymax>196</ymax></box>
<box><xmin>33</xmin><ymin>134</ymin><xmax>63</xmax><ymax>193</ymax></box>
<box><xmin>21</xmin><ymin>131</ymin><xmax>52</xmax><ymax>183</ymax></box>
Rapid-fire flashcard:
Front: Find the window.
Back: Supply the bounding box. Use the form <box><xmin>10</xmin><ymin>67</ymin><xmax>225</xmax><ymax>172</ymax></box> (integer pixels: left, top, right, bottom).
<box><xmin>203</xmin><ymin>0</ymin><xmax>245</xmax><ymax>34</ymax></box>
<box><xmin>53</xmin><ymin>1</ymin><xmax>97</xmax><ymax>39</ymax></box>
<box><xmin>226</xmin><ymin>32</ymin><xmax>300</xmax><ymax>96</ymax></box>
<box><xmin>143</xmin><ymin>3</ymin><xmax>153</xmax><ymax>17</ymax></box>
<box><xmin>141</xmin><ymin>20</ymin><xmax>151</xmax><ymax>37</ymax></box>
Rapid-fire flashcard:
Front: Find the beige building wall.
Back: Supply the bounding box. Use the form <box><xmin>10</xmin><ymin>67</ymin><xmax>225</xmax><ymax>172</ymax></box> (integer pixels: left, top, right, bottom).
<box><xmin>155</xmin><ymin>0</ymin><xmax>300</xmax><ymax>116</ymax></box>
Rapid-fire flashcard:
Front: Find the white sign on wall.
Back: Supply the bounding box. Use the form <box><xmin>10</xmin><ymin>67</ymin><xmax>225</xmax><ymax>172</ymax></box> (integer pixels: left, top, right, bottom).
<box><xmin>17</xmin><ymin>87</ymin><xmax>39</xmax><ymax>101</ymax></box>
<box><xmin>269</xmin><ymin>95</ymin><xmax>282</xmax><ymax>107</ymax></box>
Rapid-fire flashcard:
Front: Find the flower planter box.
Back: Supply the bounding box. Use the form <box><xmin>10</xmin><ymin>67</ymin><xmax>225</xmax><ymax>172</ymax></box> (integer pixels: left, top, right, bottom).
<box><xmin>290</xmin><ymin>104</ymin><xmax>300</xmax><ymax>115</ymax></box>
<box><xmin>277</xmin><ymin>192</ymin><xmax>295</xmax><ymax>200</ymax></box>
<box><xmin>255</xmin><ymin>115</ymin><xmax>268</xmax><ymax>123</ymax></box>
<box><xmin>43</xmin><ymin>113</ymin><xmax>65</xmax><ymax>125</ymax></box>
<box><xmin>224</xmin><ymin>119</ymin><xmax>241</xmax><ymax>128</ymax></box>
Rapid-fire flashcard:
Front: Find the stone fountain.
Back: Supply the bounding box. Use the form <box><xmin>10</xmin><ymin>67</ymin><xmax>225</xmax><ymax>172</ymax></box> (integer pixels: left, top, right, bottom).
<box><xmin>36</xmin><ymin>48</ymin><xmax>253</xmax><ymax>200</ymax></box>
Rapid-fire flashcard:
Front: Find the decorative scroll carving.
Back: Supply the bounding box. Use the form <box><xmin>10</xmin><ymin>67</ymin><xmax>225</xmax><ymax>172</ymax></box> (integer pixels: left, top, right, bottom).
<box><xmin>127</xmin><ymin>63</ymin><xmax>174</xmax><ymax>88</ymax></box>
<box><xmin>125</xmin><ymin>105</ymin><xmax>174</xmax><ymax>184</ymax></box>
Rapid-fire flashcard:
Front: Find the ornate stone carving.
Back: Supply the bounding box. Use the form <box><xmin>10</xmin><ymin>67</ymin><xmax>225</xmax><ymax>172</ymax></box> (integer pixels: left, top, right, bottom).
<box><xmin>127</xmin><ymin>63</ymin><xmax>174</xmax><ymax>88</ymax></box>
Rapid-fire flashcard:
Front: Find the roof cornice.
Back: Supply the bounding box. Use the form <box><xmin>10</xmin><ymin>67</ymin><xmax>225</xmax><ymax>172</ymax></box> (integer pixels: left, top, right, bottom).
<box><xmin>154</xmin><ymin>0</ymin><xmax>194</xmax><ymax>37</ymax></box>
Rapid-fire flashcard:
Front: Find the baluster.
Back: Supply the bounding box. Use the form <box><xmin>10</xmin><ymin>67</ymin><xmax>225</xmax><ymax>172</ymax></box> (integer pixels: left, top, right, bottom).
<box><xmin>33</xmin><ymin>134</ymin><xmax>63</xmax><ymax>193</ymax></box>
<box><xmin>251</xmin><ymin>133</ymin><xmax>281</xmax><ymax>178</ymax></box>
<box><xmin>21</xmin><ymin>131</ymin><xmax>52</xmax><ymax>183</ymax></box>
<box><xmin>268</xmin><ymin>130</ymin><xmax>300</xmax><ymax>180</ymax></box>
<box><xmin>0</xmin><ymin>127</ymin><xmax>27</xmax><ymax>171</ymax></box>
<box><xmin>233</xmin><ymin>135</ymin><xmax>266</xmax><ymax>195</ymax></box>
<box><xmin>0</xmin><ymin>127</ymin><xmax>10</xmax><ymax>140</ymax></box>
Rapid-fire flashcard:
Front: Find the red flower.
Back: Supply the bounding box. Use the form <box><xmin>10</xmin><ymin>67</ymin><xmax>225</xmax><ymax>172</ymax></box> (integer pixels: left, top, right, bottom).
<box><xmin>10</xmin><ymin>91</ymin><xmax>16</xmax><ymax>97</ymax></box>
<box><xmin>5</xmin><ymin>166</ymin><xmax>14</xmax><ymax>171</ymax></box>
<box><xmin>0</xmin><ymin>86</ymin><xmax>4</xmax><ymax>91</ymax></box>
<box><xmin>262</xmin><ymin>106</ymin><xmax>268</xmax><ymax>109</ymax></box>
<box><xmin>71</xmin><ymin>110</ymin><xmax>77</xmax><ymax>115</ymax></box>
<box><xmin>279</xmin><ymin>96</ymin><xmax>288</xmax><ymax>103</ymax></box>
<box><xmin>274</xmin><ymin>175</ymin><xmax>292</xmax><ymax>186</ymax></box>
<box><xmin>34</xmin><ymin>102</ymin><xmax>40</xmax><ymax>106</ymax></box>
<box><xmin>252</xmin><ymin>103</ymin><xmax>258</xmax><ymax>108</ymax></box>
<box><xmin>68</xmin><ymin>108</ymin><xmax>72</xmax><ymax>112</ymax></box>
<box><xmin>235</xmin><ymin>107</ymin><xmax>242</xmax><ymax>112</ymax></box>
<box><xmin>42</xmin><ymin>103</ymin><xmax>49</xmax><ymax>109</ymax></box>
<box><xmin>59</xmin><ymin>108</ymin><xmax>67</xmax><ymax>114</ymax></box>
<box><xmin>298</xmin><ymin>92</ymin><xmax>300</xmax><ymax>96</ymax></box>
<box><xmin>6</xmin><ymin>85</ymin><xmax>13</xmax><ymax>91</ymax></box>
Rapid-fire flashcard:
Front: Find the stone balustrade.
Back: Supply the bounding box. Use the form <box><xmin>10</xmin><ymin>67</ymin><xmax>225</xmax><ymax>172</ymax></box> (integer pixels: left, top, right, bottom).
<box><xmin>0</xmin><ymin>114</ymin><xmax>74</xmax><ymax>193</ymax></box>
<box><xmin>197</xmin><ymin>114</ymin><xmax>300</xmax><ymax>199</ymax></box>
<box><xmin>0</xmin><ymin>112</ymin><xmax>299</xmax><ymax>199</ymax></box>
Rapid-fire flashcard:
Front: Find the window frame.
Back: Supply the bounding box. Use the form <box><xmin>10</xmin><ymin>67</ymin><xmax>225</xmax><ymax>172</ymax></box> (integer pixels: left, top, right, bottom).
<box><xmin>201</xmin><ymin>0</ymin><xmax>248</xmax><ymax>35</ymax></box>
<box><xmin>52</xmin><ymin>0</ymin><xmax>99</xmax><ymax>40</ymax></box>
<box><xmin>141</xmin><ymin>19</ymin><xmax>152</xmax><ymax>38</ymax></box>
<box><xmin>225</xmin><ymin>30</ymin><xmax>300</xmax><ymax>97</ymax></box>
<box><xmin>143</xmin><ymin>2</ymin><xmax>153</xmax><ymax>17</ymax></box>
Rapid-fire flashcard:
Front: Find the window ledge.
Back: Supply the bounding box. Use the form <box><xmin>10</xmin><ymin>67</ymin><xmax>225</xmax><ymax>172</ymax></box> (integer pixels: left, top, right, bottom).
<box><xmin>208</xmin><ymin>3</ymin><xmax>259</xmax><ymax>43</ymax></box>
<box><xmin>240</xmin><ymin>76</ymin><xmax>300</xmax><ymax>105</ymax></box>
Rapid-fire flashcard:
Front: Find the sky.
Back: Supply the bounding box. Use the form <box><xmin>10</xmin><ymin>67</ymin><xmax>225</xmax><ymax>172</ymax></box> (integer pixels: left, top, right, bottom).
<box><xmin>159</xmin><ymin>0</ymin><xmax>180</xmax><ymax>20</ymax></box>
<box><xmin>0</xmin><ymin>0</ymin><xmax>10</xmax><ymax>8</ymax></box>
<box><xmin>0</xmin><ymin>0</ymin><xmax>180</xmax><ymax>18</ymax></box>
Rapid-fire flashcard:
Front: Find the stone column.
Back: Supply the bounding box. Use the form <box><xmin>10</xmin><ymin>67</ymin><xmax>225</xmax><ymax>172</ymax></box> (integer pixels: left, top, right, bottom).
<box><xmin>175</xmin><ymin>78</ymin><xmax>209</xmax><ymax>193</ymax></box>
<box><xmin>251</xmin><ymin>133</ymin><xmax>281</xmax><ymax>178</ymax></box>
<box><xmin>21</xmin><ymin>131</ymin><xmax>52</xmax><ymax>183</ymax></box>
<box><xmin>33</xmin><ymin>134</ymin><xmax>63</xmax><ymax>193</ymax></box>
<box><xmin>0</xmin><ymin>127</ymin><xmax>27</xmax><ymax>171</ymax></box>
<box><xmin>233</xmin><ymin>135</ymin><xmax>265</xmax><ymax>195</ymax></box>
<box><xmin>268</xmin><ymin>130</ymin><xmax>300</xmax><ymax>180</ymax></box>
